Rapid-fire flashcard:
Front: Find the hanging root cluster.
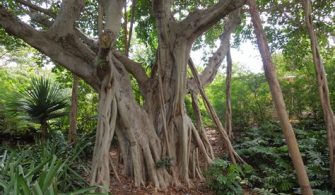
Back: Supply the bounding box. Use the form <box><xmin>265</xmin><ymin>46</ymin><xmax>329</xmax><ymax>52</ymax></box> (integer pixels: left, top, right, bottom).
<box><xmin>90</xmin><ymin>56</ymin><xmax>242</xmax><ymax>191</ymax></box>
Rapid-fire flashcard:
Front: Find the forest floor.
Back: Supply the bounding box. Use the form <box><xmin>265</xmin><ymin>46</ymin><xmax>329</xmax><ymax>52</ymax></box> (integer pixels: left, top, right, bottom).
<box><xmin>109</xmin><ymin>128</ymin><xmax>224</xmax><ymax>195</ymax></box>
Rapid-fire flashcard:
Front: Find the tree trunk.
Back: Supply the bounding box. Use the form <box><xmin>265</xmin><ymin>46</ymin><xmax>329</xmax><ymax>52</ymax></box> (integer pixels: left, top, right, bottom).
<box><xmin>225</xmin><ymin>48</ymin><xmax>233</xmax><ymax>139</ymax></box>
<box><xmin>143</xmin><ymin>40</ymin><xmax>215</xmax><ymax>186</ymax></box>
<box><xmin>40</xmin><ymin>120</ymin><xmax>48</xmax><ymax>142</ymax></box>
<box><xmin>0</xmin><ymin>0</ymin><xmax>246</xmax><ymax>191</ymax></box>
<box><xmin>68</xmin><ymin>74</ymin><xmax>79</xmax><ymax>143</ymax></box>
<box><xmin>90</xmin><ymin>71</ymin><xmax>116</xmax><ymax>190</ymax></box>
<box><xmin>247</xmin><ymin>0</ymin><xmax>312</xmax><ymax>194</ymax></box>
<box><xmin>302</xmin><ymin>0</ymin><xmax>335</xmax><ymax>190</ymax></box>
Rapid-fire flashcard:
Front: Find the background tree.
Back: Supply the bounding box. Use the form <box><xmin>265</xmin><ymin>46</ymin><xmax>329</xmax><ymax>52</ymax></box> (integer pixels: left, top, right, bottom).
<box><xmin>302</xmin><ymin>0</ymin><xmax>335</xmax><ymax>189</ymax></box>
<box><xmin>225</xmin><ymin>48</ymin><xmax>233</xmax><ymax>138</ymax></box>
<box><xmin>247</xmin><ymin>0</ymin><xmax>312</xmax><ymax>193</ymax></box>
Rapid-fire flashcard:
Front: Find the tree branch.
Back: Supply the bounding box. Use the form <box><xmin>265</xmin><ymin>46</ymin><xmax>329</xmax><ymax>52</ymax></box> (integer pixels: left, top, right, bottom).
<box><xmin>29</xmin><ymin>11</ymin><xmax>98</xmax><ymax>53</ymax></box>
<box><xmin>100</xmin><ymin>0</ymin><xmax>126</xmax><ymax>33</ymax></box>
<box><xmin>152</xmin><ymin>0</ymin><xmax>174</xmax><ymax>43</ymax></box>
<box><xmin>113</xmin><ymin>51</ymin><xmax>148</xmax><ymax>86</ymax></box>
<box><xmin>15</xmin><ymin>0</ymin><xmax>56</xmax><ymax>17</ymax></box>
<box><xmin>0</xmin><ymin>5</ymin><xmax>98</xmax><ymax>88</ymax></box>
<box><xmin>187</xmin><ymin>10</ymin><xmax>241</xmax><ymax>91</ymax></box>
<box><xmin>50</xmin><ymin>0</ymin><xmax>85</xmax><ymax>36</ymax></box>
<box><xmin>180</xmin><ymin>0</ymin><xmax>245</xmax><ymax>41</ymax></box>
<box><xmin>15</xmin><ymin>0</ymin><xmax>98</xmax><ymax>53</ymax></box>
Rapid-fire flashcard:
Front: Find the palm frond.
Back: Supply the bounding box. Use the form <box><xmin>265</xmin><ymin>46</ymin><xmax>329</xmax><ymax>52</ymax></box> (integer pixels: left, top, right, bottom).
<box><xmin>11</xmin><ymin>77</ymin><xmax>69</xmax><ymax>124</ymax></box>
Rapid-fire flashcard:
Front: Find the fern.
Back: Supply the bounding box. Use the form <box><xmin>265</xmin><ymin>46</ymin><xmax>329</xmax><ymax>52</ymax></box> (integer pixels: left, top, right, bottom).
<box><xmin>235</xmin><ymin>123</ymin><xmax>331</xmax><ymax>193</ymax></box>
<box><xmin>205</xmin><ymin>159</ymin><xmax>251</xmax><ymax>194</ymax></box>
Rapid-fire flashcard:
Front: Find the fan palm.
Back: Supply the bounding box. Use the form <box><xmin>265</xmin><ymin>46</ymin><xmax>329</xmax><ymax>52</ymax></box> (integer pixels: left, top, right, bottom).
<box><xmin>15</xmin><ymin>77</ymin><xmax>69</xmax><ymax>140</ymax></box>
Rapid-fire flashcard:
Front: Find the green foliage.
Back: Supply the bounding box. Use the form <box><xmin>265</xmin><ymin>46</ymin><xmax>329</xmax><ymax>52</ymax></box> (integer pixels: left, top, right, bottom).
<box><xmin>1</xmin><ymin>62</ymin><xmax>97</xmax><ymax>137</ymax></box>
<box><xmin>197</xmin><ymin>69</ymin><xmax>272</xmax><ymax>127</ymax></box>
<box><xmin>13</xmin><ymin>77</ymin><xmax>69</xmax><ymax>125</ymax></box>
<box><xmin>52</xmin><ymin>67</ymin><xmax>98</xmax><ymax>133</ymax></box>
<box><xmin>0</xmin><ymin>134</ymin><xmax>104</xmax><ymax>194</ymax></box>
<box><xmin>0</xmin><ymin>62</ymin><xmax>51</xmax><ymax>134</ymax></box>
<box><xmin>251</xmin><ymin>188</ymin><xmax>276</xmax><ymax>195</ymax></box>
<box><xmin>205</xmin><ymin>159</ymin><xmax>252</xmax><ymax>194</ymax></box>
<box><xmin>195</xmin><ymin>51</ymin><xmax>335</xmax><ymax>128</ymax></box>
<box><xmin>156</xmin><ymin>157</ymin><xmax>173</xmax><ymax>168</ymax></box>
<box><xmin>235</xmin><ymin>122</ymin><xmax>331</xmax><ymax>193</ymax></box>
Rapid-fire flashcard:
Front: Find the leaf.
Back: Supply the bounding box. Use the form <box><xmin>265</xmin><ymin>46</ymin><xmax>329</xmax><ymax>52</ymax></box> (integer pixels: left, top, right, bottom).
<box><xmin>17</xmin><ymin>175</ymin><xmax>31</xmax><ymax>195</ymax></box>
<box><xmin>32</xmin><ymin>182</ymin><xmax>43</xmax><ymax>195</ymax></box>
<box><xmin>41</xmin><ymin>155</ymin><xmax>62</xmax><ymax>192</ymax></box>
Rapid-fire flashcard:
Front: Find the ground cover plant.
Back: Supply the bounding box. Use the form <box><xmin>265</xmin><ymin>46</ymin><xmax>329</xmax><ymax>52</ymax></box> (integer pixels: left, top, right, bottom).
<box><xmin>0</xmin><ymin>134</ymin><xmax>102</xmax><ymax>194</ymax></box>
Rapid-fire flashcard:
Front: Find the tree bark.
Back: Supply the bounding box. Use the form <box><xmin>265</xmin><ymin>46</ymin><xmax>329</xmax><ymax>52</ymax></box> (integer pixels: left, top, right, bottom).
<box><xmin>40</xmin><ymin>120</ymin><xmax>48</xmax><ymax>142</ymax></box>
<box><xmin>247</xmin><ymin>0</ymin><xmax>312</xmax><ymax>194</ymax></box>
<box><xmin>302</xmin><ymin>0</ymin><xmax>335</xmax><ymax>190</ymax></box>
<box><xmin>225</xmin><ymin>48</ymin><xmax>233</xmax><ymax>139</ymax></box>
<box><xmin>0</xmin><ymin>0</ymin><xmax>246</xmax><ymax>191</ymax></box>
<box><xmin>90</xmin><ymin>0</ymin><xmax>126</xmax><ymax>190</ymax></box>
<box><xmin>68</xmin><ymin>74</ymin><xmax>79</xmax><ymax>143</ymax></box>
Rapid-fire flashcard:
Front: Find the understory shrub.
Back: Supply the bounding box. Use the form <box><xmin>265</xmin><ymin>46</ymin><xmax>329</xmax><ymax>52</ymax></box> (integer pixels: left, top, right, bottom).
<box><xmin>235</xmin><ymin>122</ymin><xmax>331</xmax><ymax>193</ymax></box>
<box><xmin>205</xmin><ymin>159</ymin><xmax>252</xmax><ymax>194</ymax></box>
<box><xmin>0</xmin><ymin>134</ymin><xmax>105</xmax><ymax>194</ymax></box>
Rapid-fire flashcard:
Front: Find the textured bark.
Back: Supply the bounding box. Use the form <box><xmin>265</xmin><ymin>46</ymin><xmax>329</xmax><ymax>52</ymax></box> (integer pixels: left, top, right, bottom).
<box><xmin>302</xmin><ymin>0</ymin><xmax>335</xmax><ymax>190</ymax></box>
<box><xmin>248</xmin><ymin>0</ymin><xmax>312</xmax><ymax>194</ymax></box>
<box><xmin>90</xmin><ymin>0</ymin><xmax>125</xmax><ymax>190</ymax></box>
<box><xmin>0</xmin><ymin>0</ymin><xmax>245</xmax><ymax>191</ymax></box>
<box><xmin>225</xmin><ymin>48</ymin><xmax>233</xmax><ymax>139</ymax></box>
<box><xmin>50</xmin><ymin>0</ymin><xmax>84</xmax><ymax>36</ymax></box>
<box><xmin>90</xmin><ymin>71</ymin><xmax>117</xmax><ymax>189</ymax></box>
<box><xmin>68</xmin><ymin>74</ymin><xmax>79</xmax><ymax>143</ymax></box>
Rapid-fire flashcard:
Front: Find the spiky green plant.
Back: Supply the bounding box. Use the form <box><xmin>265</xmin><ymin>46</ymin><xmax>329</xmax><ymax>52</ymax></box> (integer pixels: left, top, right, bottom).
<box><xmin>14</xmin><ymin>77</ymin><xmax>68</xmax><ymax>140</ymax></box>
<box><xmin>0</xmin><ymin>135</ymin><xmax>106</xmax><ymax>194</ymax></box>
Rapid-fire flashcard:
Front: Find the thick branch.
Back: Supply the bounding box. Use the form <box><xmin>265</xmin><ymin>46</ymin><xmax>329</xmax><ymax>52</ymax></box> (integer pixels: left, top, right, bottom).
<box><xmin>152</xmin><ymin>0</ymin><xmax>174</xmax><ymax>42</ymax></box>
<box><xmin>75</xmin><ymin>28</ymin><xmax>98</xmax><ymax>52</ymax></box>
<box><xmin>100</xmin><ymin>0</ymin><xmax>126</xmax><ymax>33</ymax></box>
<box><xmin>29</xmin><ymin>12</ymin><xmax>98</xmax><ymax>52</ymax></box>
<box><xmin>180</xmin><ymin>0</ymin><xmax>245</xmax><ymax>41</ymax></box>
<box><xmin>187</xmin><ymin>10</ymin><xmax>241</xmax><ymax>91</ymax></box>
<box><xmin>50</xmin><ymin>0</ymin><xmax>85</xmax><ymax>35</ymax></box>
<box><xmin>0</xmin><ymin>5</ymin><xmax>97</xmax><ymax>88</ymax></box>
<box><xmin>113</xmin><ymin>51</ymin><xmax>148</xmax><ymax>86</ymax></box>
